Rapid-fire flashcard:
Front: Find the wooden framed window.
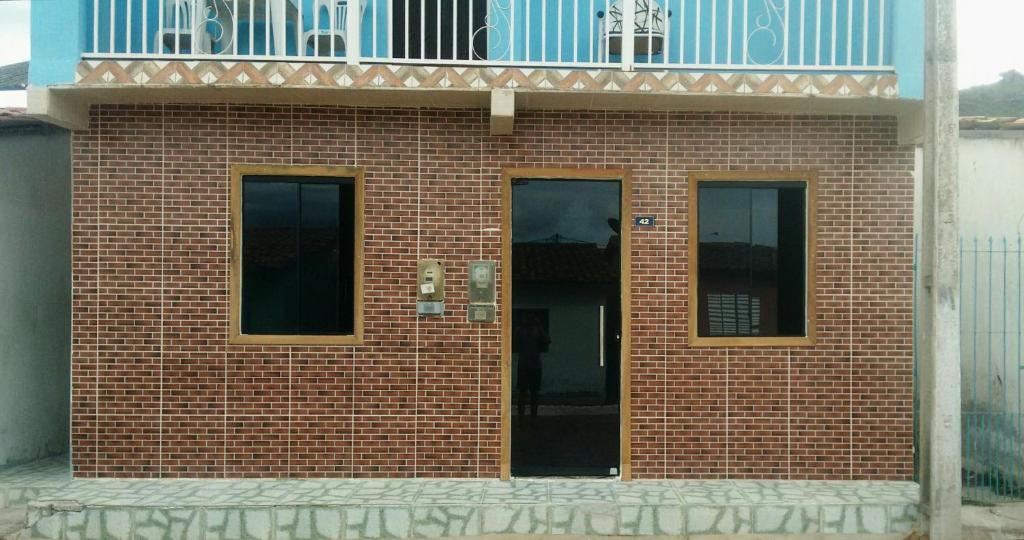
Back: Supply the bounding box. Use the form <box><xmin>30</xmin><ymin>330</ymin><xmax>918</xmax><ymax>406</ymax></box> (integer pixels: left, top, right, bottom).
<box><xmin>688</xmin><ymin>171</ymin><xmax>817</xmax><ymax>347</ymax></box>
<box><xmin>230</xmin><ymin>165</ymin><xmax>364</xmax><ymax>345</ymax></box>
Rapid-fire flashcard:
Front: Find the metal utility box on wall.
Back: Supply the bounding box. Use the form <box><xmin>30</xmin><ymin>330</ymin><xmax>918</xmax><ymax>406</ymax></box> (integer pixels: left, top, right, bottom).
<box><xmin>417</xmin><ymin>260</ymin><xmax>445</xmax><ymax>301</ymax></box>
<box><xmin>467</xmin><ymin>261</ymin><xmax>496</xmax><ymax>323</ymax></box>
<box><xmin>468</xmin><ymin>304</ymin><xmax>495</xmax><ymax>323</ymax></box>
<box><xmin>468</xmin><ymin>261</ymin><xmax>495</xmax><ymax>304</ymax></box>
<box><xmin>417</xmin><ymin>259</ymin><xmax>445</xmax><ymax>317</ymax></box>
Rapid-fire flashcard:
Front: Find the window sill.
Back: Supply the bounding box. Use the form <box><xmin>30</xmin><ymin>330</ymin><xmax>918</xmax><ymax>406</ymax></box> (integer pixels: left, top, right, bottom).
<box><xmin>229</xmin><ymin>333</ymin><xmax>363</xmax><ymax>346</ymax></box>
<box><xmin>688</xmin><ymin>336</ymin><xmax>816</xmax><ymax>348</ymax></box>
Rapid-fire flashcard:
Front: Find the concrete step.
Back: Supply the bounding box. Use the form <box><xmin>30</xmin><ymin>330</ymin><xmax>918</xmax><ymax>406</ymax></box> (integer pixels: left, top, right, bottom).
<box><xmin>0</xmin><ymin>506</ymin><xmax>27</xmax><ymax>540</ymax></box>
<box><xmin>14</xmin><ymin>479</ymin><xmax>918</xmax><ymax>539</ymax></box>
<box><xmin>1</xmin><ymin>459</ymin><xmax>921</xmax><ymax>539</ymax></box>
<box><xmin>0</xmin><ymin>457</ymin><xmax>67</xmax><ymax>511</ymax></box>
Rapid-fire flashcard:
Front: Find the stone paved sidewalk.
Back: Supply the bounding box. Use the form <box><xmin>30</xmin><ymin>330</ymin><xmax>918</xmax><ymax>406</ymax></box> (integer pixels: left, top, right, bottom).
<box><xmin>0</xmin><ymin>458</ymin><xmax>920</xmax><ymax>539</ymax></box>
<box><xmin>0</xmin><ymin>457</ymin><xmax>69</xmax><ymax>511</ymax></box>
<box><xmin>963</xmin><ymin>502</ymin><xmax>1024</xmax><ymax>540</ymax></box>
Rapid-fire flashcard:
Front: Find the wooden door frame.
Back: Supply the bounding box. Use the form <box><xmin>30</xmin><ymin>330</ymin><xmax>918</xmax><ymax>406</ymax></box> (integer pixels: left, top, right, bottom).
<box><xmin>500</xmin><ymin>168</ymin><xmax>633</xmax><ymax>481</ymax></box>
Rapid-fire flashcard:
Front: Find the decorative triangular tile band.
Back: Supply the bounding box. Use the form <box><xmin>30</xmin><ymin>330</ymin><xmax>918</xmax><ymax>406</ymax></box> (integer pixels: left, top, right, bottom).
<box><xmin>75</xmin><ymin>60</ymin><xmax>899</xmax><ymax>98</ymax></box>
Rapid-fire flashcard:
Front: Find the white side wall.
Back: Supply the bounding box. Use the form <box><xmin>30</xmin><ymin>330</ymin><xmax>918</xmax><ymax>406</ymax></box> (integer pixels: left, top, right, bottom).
<box><xmin>959</xmin><ymin>135</ymin><xmax>1024</xmax><ymax>237</ymax></box>
<box><xmin>914</xmin><ymin>133</ymin><xmax>1024</xmax><ymax>236</ymax></box>
<box><xmin>916</xmin><ymin>132</ymin><xmax>1024</xmax><ymax>492</ymax></box>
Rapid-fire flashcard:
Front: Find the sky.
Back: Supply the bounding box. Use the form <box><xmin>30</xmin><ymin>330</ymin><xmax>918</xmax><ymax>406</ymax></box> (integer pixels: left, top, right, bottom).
<box><xmin>0</xmin><ymin>0</ymin><xmax>1023</xmax><ymax>107</ymax></box>
<box><xmin>0</xmin><ymin>0</ymin><xmax>29</xmax><ymax>107</ymax></box>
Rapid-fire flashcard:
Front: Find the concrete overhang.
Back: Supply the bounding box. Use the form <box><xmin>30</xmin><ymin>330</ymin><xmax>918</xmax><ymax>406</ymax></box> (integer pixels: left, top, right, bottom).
<box><xmin>28</xmin><ymin>82</ymin><xmax>925</xmax><ymax>143</ymax></box>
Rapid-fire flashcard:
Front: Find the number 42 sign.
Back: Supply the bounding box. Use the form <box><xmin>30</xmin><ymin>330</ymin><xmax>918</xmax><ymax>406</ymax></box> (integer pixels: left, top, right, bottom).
<box><xmin>634</xmin><ymin>216</ymin><xmax>656</xmax><ymax>227</ymax></box>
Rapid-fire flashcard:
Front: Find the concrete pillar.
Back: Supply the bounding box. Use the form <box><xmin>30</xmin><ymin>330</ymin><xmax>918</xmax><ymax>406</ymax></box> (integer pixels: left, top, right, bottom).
<box><xmin>490</xmin><ymin>89</ymin><xmax>515</xmax><ymax>136</ymax></box>
<box><xmin>919</xmin><ymin>0</ymin><xmax>962</xmax><ymax>538</ymax></box>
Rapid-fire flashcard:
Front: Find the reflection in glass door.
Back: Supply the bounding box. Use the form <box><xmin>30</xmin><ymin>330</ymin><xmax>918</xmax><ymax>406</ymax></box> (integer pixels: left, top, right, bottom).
<box><xmin>510</xmin><ymin>178</ymin><xmax>621</xmax><ymax>477</ymax></box>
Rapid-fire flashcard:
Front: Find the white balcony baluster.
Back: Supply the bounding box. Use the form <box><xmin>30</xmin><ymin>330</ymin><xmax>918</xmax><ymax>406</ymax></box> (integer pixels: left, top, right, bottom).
<box><xmin>419</xmin><ymin>0</ymin><xmax>425</xmax><ymax>58</ymax></box>
<box><xmin>601</xmin><ymin>0</ymin><xmax>608</xmax><ymax>62</ymax></box>
<box><xmin>861</xmin><ymin>0</ymin><xmax>868</xmax><ymax>65</ymax></box>
<box><xmin>845</xmin><ymin>0</ymin><xmax>852</xmax><ymax>65</ymax></box>
<box><xmin>526</xmin><ymin>0</ymin><xmax>531</xmax><ymax>61</ymax></box>
<box><xmin>348</xmin><ymin>0</ymin><xmax>362</xmax><ymax>62</ymax></box>
<box><xmin>142</xmin><ymin>0</ymin><xmax>148</xmax><ymax>53</ymax></box>
<box><xmin>783</xmin><ymin>0</ymin><xmax>790</xmax><ymax>65</ymax></box>
<box><xmin>694</xmin><ymin>0</ymin><xmax>700</xmax><ymax>64</ymax></box>
<box><xmin>249</xmin><ymin>0</ymin><xmax>255</xmax><ymax>55</ymax></box>
<box><xmin>109</xmin><ymin>0</ymin><xmax>116</xmax><ymax>52</ymax></box>
<box><xmin>469</xmin><ymin>0</ymin><xmax>475</xmax><ymax>59</ymax></box>
<box><xmin>126</xmin><ymin>0</ymin><xmax>132</xmax><ymax>52</ymax></box>
<box><xmin>662</xmin><ymin>0</ymin><xmax>671</xmax><ymax>65</ymax></box>
<box><xmin>387</xmin><ymin>0</ymin><xmax>393</xmax><ymax>57</ymax></box>
<box><xmin>815</xmin><ymin>0</ymin><xmax>821</xmax><ymax>63</ymax></box>
<box><xmin>81</xmin><ymin>0</ymin><xmax>893</xmax><ymax>72</ymax></box>
<box><xmin>573</xmin><ymin>0</ymin><xmax>578</xmax><ymax>62</ymax></box>
<box><xmin>799</xmin><ymin>0</ymin><xmax>805</xmax><ymax>64</ymax></box>
<box><xmin>830</xmin><ymin>0</ymin><xmax>836</xmax><ymax>65</ymax></box>
<box><xmin>726</xmin><ymin>0</ymin><xmax>732</xmax><ymax>64</ymax></box>
<box><xmin>620</xmin><ymin>0</ymin><xmax>634</xmax><ymax>69</ymax></box>
<box><xmin>557</xmin><ymin>0</ymin><xmax>563</xmax><ymax>62</ymax></box>
<box><xmin>93</xmin><ymin>0</ymin><xmax>99</xmax><ymax>52</ymax></box>
<box><xmin>541</xmin><ymin>0</ymin><xmax>547</xmax><ymax>62</ymax></box>
<box><xmin>741</xmin><ymin>0</ymin><xmax>748</xmax><ymax>64</ymax></box>
<box><xmin>712</xmin><ymin>0</ymin><xmax>720</xmax><ymax>65</ymax></box>
<box><xmin>878</xmin><ymin>0</ymin><xmax>885</xmax><ymax>66</ymax></box>
<box><xmin>174</xmin><ymin>0</ymin><xmax>180</xmax><ymax>54</ymax></box>
<box><xmin>679</xmin><ymin>0</ymin><xmax>685</xmax><ymax>63</ymax></box>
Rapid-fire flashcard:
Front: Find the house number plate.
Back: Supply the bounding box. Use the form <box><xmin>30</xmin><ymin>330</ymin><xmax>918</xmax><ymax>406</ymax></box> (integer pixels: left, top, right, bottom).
<box><xmin>635</xmin><ymin>216</ymin><xmax>656</xmax><ymax>227</ymax></box>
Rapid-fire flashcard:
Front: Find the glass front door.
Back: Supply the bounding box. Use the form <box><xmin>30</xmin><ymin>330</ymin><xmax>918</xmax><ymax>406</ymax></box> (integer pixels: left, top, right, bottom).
<box><xmin>510</xmin><ymin>178</ymin><xmax>621</xmax><ymax>477</ymax></box>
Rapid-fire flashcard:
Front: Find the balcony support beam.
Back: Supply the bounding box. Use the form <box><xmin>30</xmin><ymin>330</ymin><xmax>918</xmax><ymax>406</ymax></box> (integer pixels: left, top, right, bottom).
<box><xmin>25</xmin><ymin>87</ymin><xmax>89</xmax><ymax>131</ymax></box>
<box><xmin>897</xmin><ymin>106</ymin><xmax>925</xmax><ymax>146</ymax></box>
<box><xmin>490</xmin><ymin>89</ymin><xmax>515</xmax><ymax>136</ymax></box>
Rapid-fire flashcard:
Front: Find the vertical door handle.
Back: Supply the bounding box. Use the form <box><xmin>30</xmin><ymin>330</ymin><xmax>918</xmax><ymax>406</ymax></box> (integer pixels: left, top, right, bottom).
<box><xmin>599</xmin><ymin>305</ymin><xmax>605</xmax><ymax>367</ymax></box>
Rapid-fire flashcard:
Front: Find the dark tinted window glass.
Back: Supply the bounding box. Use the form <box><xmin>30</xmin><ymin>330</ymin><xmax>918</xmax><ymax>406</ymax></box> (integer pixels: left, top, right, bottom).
<box><xmin>697</xmin><ymin>181</ymin><xmax>806</xmax><ymax>338</ymax></box>
<box><xmin>242</xmin><ymin>176</ymin><xmax>355</xmax><ymax>336</ymax></box>
<box><xmin>392</xmin><ymin>0</ymin><xmax>487</xmax><ymax>60</ymax></box>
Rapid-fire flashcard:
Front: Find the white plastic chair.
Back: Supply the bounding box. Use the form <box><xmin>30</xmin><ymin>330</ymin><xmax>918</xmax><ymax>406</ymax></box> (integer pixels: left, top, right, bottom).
<box><xmin>154</xmin><ymin>0</ymin><xmax>213</xmax><ymax>53</ymax></box>
<box><xmin>598</xmin><ymin>0</ymin><xmax>666</xmax><ymax>60</ymax></box>
<box><xmin>302</xmin><ymin>0</ymin><xmax>367</xmax><ymax>56</ymax></box>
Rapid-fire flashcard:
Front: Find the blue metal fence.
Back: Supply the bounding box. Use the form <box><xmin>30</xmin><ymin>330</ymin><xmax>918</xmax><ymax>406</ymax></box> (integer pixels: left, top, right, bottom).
<box><xmin>916</xmin><ymin>235</ymin><xmax>1024</xmax><ymax>502</ymax></box>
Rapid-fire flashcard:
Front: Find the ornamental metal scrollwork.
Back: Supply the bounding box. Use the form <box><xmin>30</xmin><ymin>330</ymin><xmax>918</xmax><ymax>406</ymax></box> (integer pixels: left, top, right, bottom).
<box><xmin>745</xmin><ymin>0</ymin><xmax>785</xmax><ymax>65</ymax></box>
<box><xmin>475</xmin><ymin>0</ymin><xmax>511</xmax><ymax>60</ymax></box>
<box><xmin>200</xmin><ymin>0</ymin><xmax>236</xmax><ymax>53</ymax></box>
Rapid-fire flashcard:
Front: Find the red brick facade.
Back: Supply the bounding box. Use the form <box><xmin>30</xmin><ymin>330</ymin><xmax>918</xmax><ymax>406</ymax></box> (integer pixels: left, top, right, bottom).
<box><xmin>70</xmin><ymin>104</ymin><xmax>914</xmax><ymax>480</ymax></box>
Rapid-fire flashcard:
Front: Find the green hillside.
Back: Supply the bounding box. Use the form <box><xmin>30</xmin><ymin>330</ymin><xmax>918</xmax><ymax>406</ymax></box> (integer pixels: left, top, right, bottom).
<box><xmin>960</xmin><ymin>71</ymin><xmax>1024</xmax><ymax>117</ymax></box>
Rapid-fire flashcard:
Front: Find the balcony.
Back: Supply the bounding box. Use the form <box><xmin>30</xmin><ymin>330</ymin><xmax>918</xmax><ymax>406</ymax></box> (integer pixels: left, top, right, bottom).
<box><xmin>24</xmin><ymin>0</ymin><xmax>920</xmax><ymax>130</ymax></box>
<box><xmin>84</xmin><ymin>0</ymin><xmax>893</xmax><ymax>70</ymax></box>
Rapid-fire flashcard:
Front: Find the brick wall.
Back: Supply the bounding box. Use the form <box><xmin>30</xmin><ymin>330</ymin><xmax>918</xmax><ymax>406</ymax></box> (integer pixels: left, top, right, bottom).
<box><xmin>70</xmin><ymin>105</ymin><xmax>915</xmax><ymax>480</ymax></box>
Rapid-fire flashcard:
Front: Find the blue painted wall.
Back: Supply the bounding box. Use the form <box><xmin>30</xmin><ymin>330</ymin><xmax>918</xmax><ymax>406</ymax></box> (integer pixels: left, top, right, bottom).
<box><xmin>892</xmin><ymin>0</ymin><xmax>924</xmax><ymax>99</ymax></box>
<box><xmin>29</xmin><ymin>0</ymin><xmax>87</xmax><ymax>86</ymax></box>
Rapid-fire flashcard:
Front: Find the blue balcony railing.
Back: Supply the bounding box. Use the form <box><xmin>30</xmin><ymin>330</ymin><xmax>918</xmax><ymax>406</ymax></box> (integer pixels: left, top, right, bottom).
<box><xmin>84</xmin><ymin>0</ymin><xmax>893</xmax><ymax>71</ymax></box>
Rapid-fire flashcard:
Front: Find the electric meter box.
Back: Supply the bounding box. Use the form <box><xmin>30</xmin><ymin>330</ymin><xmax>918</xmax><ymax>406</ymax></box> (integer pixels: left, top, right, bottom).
<box><xmin>468</xmin><ymin>261</ymin><xmax>496</xmax><ymax>304</ymax></box>
<box><xmin>417</xmin><ymin>260</ymin><xmax>445</xmax><ymax>302</ymax></box>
